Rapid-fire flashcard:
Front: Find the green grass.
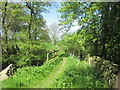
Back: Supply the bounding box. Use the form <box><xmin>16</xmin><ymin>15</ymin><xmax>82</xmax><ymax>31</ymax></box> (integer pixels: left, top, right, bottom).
<box><xmin>2</xmin><ymin>56</ymin><xmax>63</xmax><ymax>88</ymax></box>
<box><xmin>52</xmin><ymin>57</ymin><xmax>109</xmax><ymax>88</ymax></box>
<box><xmin>2</xmin><ymin>54</ymin><xmax>110</xmax><ymax>88</ymax></box>
<box><xmin>34</xmin><ymin>58</ymin><xmax>66</xmax><ymax>88</ymax></box>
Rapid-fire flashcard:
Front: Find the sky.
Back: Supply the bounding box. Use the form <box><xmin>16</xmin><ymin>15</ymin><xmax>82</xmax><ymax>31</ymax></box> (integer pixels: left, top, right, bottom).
<box><xmin>42</xmin><ymin>2</ymin><xmax>81</xmax><ymax>33</ymax></box>
<box><xmin>42</xmin><ymin>3</ymin><xmax>60</xmax><ymax>26</ymax></box>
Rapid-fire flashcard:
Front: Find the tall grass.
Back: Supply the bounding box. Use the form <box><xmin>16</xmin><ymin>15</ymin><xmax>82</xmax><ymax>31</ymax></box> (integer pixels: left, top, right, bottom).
<box><xmin>52</xmin><ymin>57</ymin><xmax>109</xmax><ymax>88</ymax></box>
<box><xmin>2</xmin><ymin>56</ymin><xmax>62</xmax><ymax>88</ymax></box>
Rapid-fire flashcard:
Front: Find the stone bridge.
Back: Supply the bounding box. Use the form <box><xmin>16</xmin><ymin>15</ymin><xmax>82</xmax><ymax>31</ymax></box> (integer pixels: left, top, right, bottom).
<box><xmin>0</xmin><ymin>64</ymin><xmax>13</xmax><ymax>81</ymax></box>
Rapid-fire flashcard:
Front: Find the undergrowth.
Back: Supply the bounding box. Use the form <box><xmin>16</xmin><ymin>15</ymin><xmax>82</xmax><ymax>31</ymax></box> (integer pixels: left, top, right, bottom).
<box><xmin>2</xmin><ymin>56</ymin><xmax>62</xmax><ymax>88</ymax></box>
<box><xmin>52</xmin><ymin>57</ymin><xmax>109</xmax><ymax>88</ymax></box>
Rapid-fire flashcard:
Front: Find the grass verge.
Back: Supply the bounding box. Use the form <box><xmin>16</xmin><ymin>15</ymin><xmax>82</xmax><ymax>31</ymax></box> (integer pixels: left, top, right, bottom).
<box><xmin>2</xmin><ymin>56</ymin><xmax>62</xmax><ymax>88</ymax></box>
<box><xmin>52</xmin><ymin>57</ymin><xmax>109</xmax><ymax>88</ymax></box>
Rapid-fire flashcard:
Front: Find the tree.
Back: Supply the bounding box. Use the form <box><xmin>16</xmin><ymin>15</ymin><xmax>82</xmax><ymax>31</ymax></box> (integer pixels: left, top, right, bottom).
<box><xmin>1</xmin><ymin>2</ymin><xmax>53</xmax><ymax>68</ymax></box>
<box><xmin>58</xmin><ymin>2</ymin><xmax>120</xmax><ymax>64</ymax></box>
<box><xmin>25</xmin><ymin>2</ymin><xmax>51</xmax><ymax>42</ymax></box>
<box><xmin>1</xmin><ymin>2</ymin><xmax>8</xmax><ymax>50</ymax></box>
<box><xmin>48</xmin><ymin>22</ymin><xmax>60</xmax><ymax>44</ymax></box>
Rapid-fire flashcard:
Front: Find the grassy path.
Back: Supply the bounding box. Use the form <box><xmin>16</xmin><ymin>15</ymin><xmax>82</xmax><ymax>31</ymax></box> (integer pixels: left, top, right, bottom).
<box><xmin>34</xmin><ymin>58</ymin><xmax>66</xmax><ymax>88</ymax></box>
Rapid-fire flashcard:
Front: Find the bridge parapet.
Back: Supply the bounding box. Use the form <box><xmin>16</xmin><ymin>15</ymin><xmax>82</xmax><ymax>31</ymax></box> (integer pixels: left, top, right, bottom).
<box><xmin>0</xmin><ymin>64</ymin><xmax>13</xmax><ymax>81</ymax></box>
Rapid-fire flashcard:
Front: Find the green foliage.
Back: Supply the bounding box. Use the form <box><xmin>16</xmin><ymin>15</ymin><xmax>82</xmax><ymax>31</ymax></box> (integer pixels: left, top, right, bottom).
<box><xmin>1</xmin><ymin>2</ymin><xmax>52</xmax><ymax>68</ymax></box>
<box><xmin>44</xmin><ymin>42</ymin><xmax>58</xmax><ymax>51</ymax></box>
<box><xmin>1</xmin><ymin>2</ymin><xmax>120</xmax><ymax>88</ymax></box>
<box><xmin>2</xmin><ymin>41</ymin><xmax>58</xmax><ymax>68</ymax></box>
<box><xmin>52</xmin><ymin>57</ymin><xmax>109</xmax><ymax>88</ymax></box>
<box><xmin>58</xmin><ymin>2</ymin><xmax>120</xmax><ymax>64</ymax></box>
<box><xmin>2</xmin><ymin>56</ymin><xmax>62</xmax><ymax>88</ymax></box>
<box><xmin>58</xmin><ymin>34</ymin><xmax>86</xmax><ymax>57</ymax></box>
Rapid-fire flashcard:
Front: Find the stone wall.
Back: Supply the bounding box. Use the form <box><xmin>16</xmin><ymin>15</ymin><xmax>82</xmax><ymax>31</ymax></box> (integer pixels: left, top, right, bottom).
<box><xmin>85</xmin><ymin>56</ymin><xmax>118</xmax><ymax>87</ymax></box>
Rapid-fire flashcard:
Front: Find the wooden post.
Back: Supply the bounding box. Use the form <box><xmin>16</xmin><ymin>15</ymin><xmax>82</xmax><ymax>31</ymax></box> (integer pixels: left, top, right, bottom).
<box><xmin>54</xmin><ymin>52</ymin><xmax>55</xmax><ymax>57</ymax></box>
<box><xmin>52</xmin><ymin>51</ymin><xmax>54</xmax><ymax>58</ymax></box>
<box><xmin>88</xmin><ymin>54</ymin><xmax>91</xmax><ymax>65</ymax></box>
<box><xmin>47</xmin><ymin>53</ymin><xmax>49</xmax><ymax>61</ymax></box>
<box><xmin>56</xmin><ymin>52</ymin><xmax>57</xmax><ymax>56</ymax></box>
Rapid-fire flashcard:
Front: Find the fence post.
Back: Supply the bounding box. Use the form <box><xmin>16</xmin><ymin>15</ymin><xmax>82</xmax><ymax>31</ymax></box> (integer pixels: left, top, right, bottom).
<box><xmin>47</xmin><ymin>52</ymin><xmax>49</xmax><ymax>61</ymax></box>
<box><xmin>53</xmin><ymin>50</ymin><xmax>55</xmax><ymax>57</ymax></box>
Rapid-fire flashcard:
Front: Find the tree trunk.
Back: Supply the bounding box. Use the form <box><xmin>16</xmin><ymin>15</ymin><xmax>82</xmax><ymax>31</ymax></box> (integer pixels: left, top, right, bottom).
<box><xmin>2</xmin><ymin>2</ymin><xmax>8</xmax><ymax>51</ymax></box>
<box><xmin>101</xmin><ymin>5</ymin><xmax>109</xmax><ymax>59</ymax></box>
<box><xmin>28</xmin><ymin>8</ymin><xmax>32</xmax><ymax>41</ymax></box>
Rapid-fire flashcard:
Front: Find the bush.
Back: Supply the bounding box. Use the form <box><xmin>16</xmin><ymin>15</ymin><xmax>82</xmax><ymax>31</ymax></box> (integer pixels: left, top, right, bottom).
<box><xmin>2</xmin><ymin>41</ymin><xmax>58</xmax><ymax>68</ymax></box>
